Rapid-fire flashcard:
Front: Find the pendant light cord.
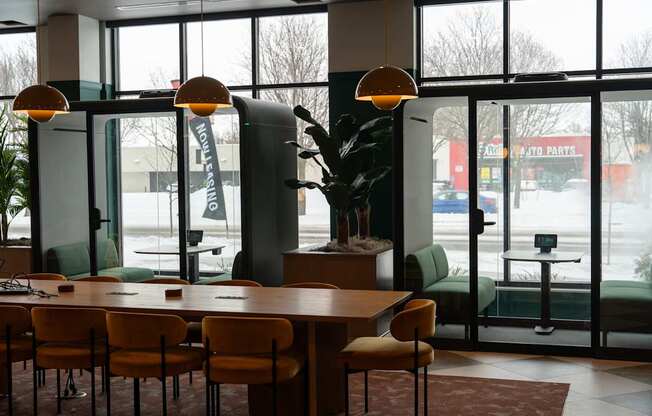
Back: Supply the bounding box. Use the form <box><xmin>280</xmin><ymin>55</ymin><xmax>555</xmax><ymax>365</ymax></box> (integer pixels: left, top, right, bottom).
<box><xmin>36</xmin><ymin>0</ymin><xmax>42</xmax><ymax>84</ymax></box>
<box><xmin>200</xmin><ymin>0</ymin><xmax>205</xmax><ymax>76</ymax></box>
<box><xmin>384</xmin><ymin>0</ymin><xmax>389</xmax><ymax>65</ymax></box>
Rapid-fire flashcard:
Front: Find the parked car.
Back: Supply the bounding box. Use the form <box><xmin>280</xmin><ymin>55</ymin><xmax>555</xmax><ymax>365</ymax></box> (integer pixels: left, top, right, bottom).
<box><xmin>432</xmin><ymin>190</ymin><xmax>497</xmax><ymax>214</ymax></box>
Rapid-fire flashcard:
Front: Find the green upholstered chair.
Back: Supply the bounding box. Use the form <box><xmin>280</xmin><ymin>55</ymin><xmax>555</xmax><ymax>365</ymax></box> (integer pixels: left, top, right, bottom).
<box><xmin>192</xmin><ymin>251</ymin><xmax>242</xmax><ymax>285</ymax></box>
<box><xmin>600</xmin><ymin>280</ymin><xmax>652</xmax><ymax>347</ymax></box>
<box><xmin>405</xmin><ymin>244</ymin><xmax>496</xmax><ymax>338</ymax></box>
<box><xmin>46</xmin><ymin>240</ymin><xmax>154</xmax><ymax>283</ymax></box>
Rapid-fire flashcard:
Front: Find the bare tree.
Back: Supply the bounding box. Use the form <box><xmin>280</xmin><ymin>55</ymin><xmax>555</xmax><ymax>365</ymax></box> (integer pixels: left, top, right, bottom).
<box><xmin>423</xmin><ymin>6</ymin><xmax>569</xmax><ymax>207</ymax></box>
<box><xmin>0</xmin><ymin>35</ymin><xmax>36</xmax><ymax>142</ymax></box>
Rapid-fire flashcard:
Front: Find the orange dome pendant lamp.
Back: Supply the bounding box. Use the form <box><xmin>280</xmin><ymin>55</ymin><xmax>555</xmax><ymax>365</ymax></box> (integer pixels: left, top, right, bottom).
<box><xmin>174</xmin><ymin>0</ymin><xmax>232</xmax><ymax>117</ymax></box>
<box><xmin>355</xmin><ymin>0</ymin><xmax>418</xmax><ymax>111</ymax></box>
<box><xmin>13</xmin><ymin>0</ymin><xmax>69</xmax><ymax>123</ymax></box>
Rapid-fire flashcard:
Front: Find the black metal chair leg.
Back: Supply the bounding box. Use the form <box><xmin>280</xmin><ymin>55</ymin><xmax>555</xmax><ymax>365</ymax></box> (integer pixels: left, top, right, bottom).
<box><xmin>133</xmin><ymin>378</ymin><xmax>140</xmax><ymax>416</ymax></box>
<box><xmin>423</xmin><ymin>367</ymin><xmax>428</xmax><ymax>416</ymax></box>
<box><xmin>344</xmin><ymin>364</ymin><xmax>349</xmax><ymax>416</ymax></box>
<box><xmin>6</xmin><ymin>325</ymin><xmax>13</xmax><ymax>416</ymax></box>
<box><xmin>32</xmin><ymin>329</ymin><xmax>37</xmax><ymax>416</ymax></box>
<box><xmin>272</xmin><ymin>339</ymin><xmax>278</xmax><ymax>416</ymax></box>
<box><xmin>364</xmin><ymin>370</ymin><xmax>369</xmax><ymax>414</ymax></box>
<box><xmin>414</xmin><ymin>328</ymin><xmax>419</xmax><ymax>416</ymax></box>
<box><xmin>205</xmin><ymin>337</ymin><xmax>211</xmax><ymax>416</ymax></box>
<box><xmin>90</xmin><ymin>329</ymin><xmax>96</xmax><ymax>416</ymax></box>
<box><xmin>303</xmin><ymin>364</ymin><xmax>309</xmax><ymax>416</ymax></box>
<box><xmin>215</xmin><ymin>384</ymin><xmax>220</xmax><ymax>416</ymax></box>
<box><xmin>56</xmin><ymin>369</ymin><xmax>61</xmax><ymax>414</ymax></box>
<box><xmin>160</xmin><ymin>336</ymin><xmax>167</xmax><ymax>416</ymax></box>
<box><xmin>101</xmin><ymin>366</ymin><xmax>105</xmax><ymax>394</ymax></box>
<box><xmin>105</xmin><ymin>336</ymin><xmax>111</xmax><ymax>416</ymax></box>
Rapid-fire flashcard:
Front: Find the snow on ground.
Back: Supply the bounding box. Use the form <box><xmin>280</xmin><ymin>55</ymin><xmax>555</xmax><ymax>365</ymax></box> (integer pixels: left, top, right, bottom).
<box><xmin>7</xmin><ymin>187</ymin><xmax>651</xmax><ymax>281</ymax></box>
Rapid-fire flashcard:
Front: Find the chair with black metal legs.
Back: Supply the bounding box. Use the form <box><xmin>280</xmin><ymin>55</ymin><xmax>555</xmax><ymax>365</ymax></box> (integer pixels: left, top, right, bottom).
<box><xmin>106</xmin><ymin>312</ymin><xmax>204</xmax><ymax>416</ymax></box>
<box><xmin>0</xmin><ymin>306</ymin><xmax>32</xmax><ymax>416</ymax></box>
<box><xmin>338</xmin><ymin>299</ymin><xmax>436</xmax><ymax>416</ymax></box>
<box><xmin>31</xmin><ymin>307</ymin><xmax>107</xmax><ymax>416</ymax></box>
<box><xmin>202</xmin><ymin>316</ymin><xmax>304</xmax><ymax>416</ymax></box>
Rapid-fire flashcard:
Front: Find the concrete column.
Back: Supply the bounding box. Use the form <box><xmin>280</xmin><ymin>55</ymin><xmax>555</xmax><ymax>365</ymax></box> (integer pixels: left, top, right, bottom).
<box><xmin>38</xmin><ymin>14</ymin><xmax>110</xmax><ymax>101</ymax></box>
<box><xmin>327</xmin><ymin>0</ymin><xmax>416</xmax><ymax>241</ymax></box>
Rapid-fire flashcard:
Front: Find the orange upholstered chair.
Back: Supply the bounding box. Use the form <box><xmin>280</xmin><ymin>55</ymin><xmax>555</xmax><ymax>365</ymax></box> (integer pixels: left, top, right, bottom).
<box><xmin>106</xmin><ymin>312</ymin><xmax>203</xmax><ymax>415</ymax></box>
<box><xmin>24</xmin><ymin>273</ymin><xmax>66</xmax><ymax>281</ymax></box>
<box><xmin>338</xmin><ymin>299</ymin><xmax>436</xmax><ymax>416</ymax></box>
<box><xmin>203</xmin><ymin>316</ymin><xmax>304</xmax><ymax>416</ymax></box>
<box><xmin>31</xmin><ymin>307</ymin><xmax>107</xmax><ymax>415</ymax></box>
<box><xmin>142</xmin><ymin>277</ymin><xmax>190</xmax><ymax>285</ymax></box>
<box><xmin>282</xmin><ymin>282</ymin><xmax>340</xmax><ymax>289</ymax></box>
<box><xmin>206</xmin><ymin>279</ymin><xmax>262</xmax><ymax>287</ymax></box>
<box><xmin>75</xmin><ymin>275</ymin><xmax>122</xmax><ymax>283</ymax></box>
<box><xmin>0</xmin><ymin>306</ymin><xmax>32</xmax><ymax>416</ymax></box>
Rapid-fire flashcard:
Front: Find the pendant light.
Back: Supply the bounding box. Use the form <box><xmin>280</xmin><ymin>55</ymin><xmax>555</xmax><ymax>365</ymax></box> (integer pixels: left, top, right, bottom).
<box><xmin>174</xmin><ymin>0</ymin><xmax>232</xmax><ymax>117</ymax></box>
<box><xmin>355</xmin><ymin>0</ymin><xmax>418</xmax><ymax>111</ymax></box>
<box><xmin>13</xmin><ymin>0</ymin><xmax>69</xmax><ymax>123</ymax></box>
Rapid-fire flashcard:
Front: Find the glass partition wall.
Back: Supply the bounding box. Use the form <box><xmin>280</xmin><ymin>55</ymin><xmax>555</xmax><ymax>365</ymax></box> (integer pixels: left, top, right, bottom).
<box><xmin>84</xmin><ymin>104</ymin><xmax>242</xmax><ymax>282</ymax></box>
<box><xmin>403</xmin><ymin>79</ymin><xmax>652</xmax><ymax>358</ymax></box>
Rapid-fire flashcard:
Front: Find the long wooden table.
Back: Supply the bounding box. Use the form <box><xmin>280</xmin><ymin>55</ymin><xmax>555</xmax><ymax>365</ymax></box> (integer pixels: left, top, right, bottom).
<box><xmin>0</xmin><ymin>280</ymin><xmax>411</xmax><ymax>415</ymax></box>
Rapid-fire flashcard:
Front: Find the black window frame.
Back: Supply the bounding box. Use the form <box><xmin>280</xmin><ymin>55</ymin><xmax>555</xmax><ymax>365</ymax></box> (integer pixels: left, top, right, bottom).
<box><xmin>0</xmin><ymin>26</ymin><xmax>37</xmax><ymax>101</ymax></box>
<box><xmin>418</xmin><ymin>0</ymin><xmax>652</xmax><ymax>287</ymax></box>
<box><xmin>106</xmin><ymin>5</ymin><xmax>329</xmax><ymax>99</ymax></box>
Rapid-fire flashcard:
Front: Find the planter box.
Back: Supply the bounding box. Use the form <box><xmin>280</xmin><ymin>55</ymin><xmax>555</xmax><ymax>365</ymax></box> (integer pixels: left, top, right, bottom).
<box><xmin>283</xmin><ymin>245</ymin><xmax>394</xmax><ymax>337</ymax></box>
<box><xmin>0</xmin><ymin>246</ymin><xmax>32</xmax><ymax>279</ymax></box>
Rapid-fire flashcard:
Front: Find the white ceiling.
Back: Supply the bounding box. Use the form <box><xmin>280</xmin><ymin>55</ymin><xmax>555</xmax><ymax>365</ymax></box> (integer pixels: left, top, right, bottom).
<box><xmin>0</xmin><ymin>0</ymin><xmax>342</xmax><ymax>26</ymax></box>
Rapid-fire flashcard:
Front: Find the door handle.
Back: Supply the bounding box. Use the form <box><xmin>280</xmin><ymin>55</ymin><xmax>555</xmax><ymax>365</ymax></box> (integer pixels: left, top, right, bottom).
<box><xmin>91</xmin><ymin>208</ymin><xmax>110</xmax><ymax>230</ymax></box>
<box><xmin>472</xmin><ymin>208</ymin><xmax>495</xmax><ymax>235</ymax></box>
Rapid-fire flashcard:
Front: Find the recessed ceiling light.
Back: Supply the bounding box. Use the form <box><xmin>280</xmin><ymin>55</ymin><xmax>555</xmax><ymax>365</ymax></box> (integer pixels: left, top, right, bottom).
<box><xmin>116</xmin><ymin>0</ymin><xmax>233</xmax><ymax>11</ymax></box>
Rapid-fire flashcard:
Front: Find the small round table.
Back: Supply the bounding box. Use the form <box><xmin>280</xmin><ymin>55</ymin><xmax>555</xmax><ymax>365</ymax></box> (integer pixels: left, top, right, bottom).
<box><xmin>502</xmin><ymin>250</ymin><xmax>584</xmax><ymax>335</ymax></box>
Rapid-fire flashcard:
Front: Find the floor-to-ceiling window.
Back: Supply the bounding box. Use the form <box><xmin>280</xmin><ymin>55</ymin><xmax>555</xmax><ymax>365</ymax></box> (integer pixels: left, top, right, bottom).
<box><xmin>419</xmin><ymin>0</ymin><xmax>652</xmax><ymax>352</ymax></box>
<box><xmin>0</xmin><ymin>28</ymin><xmax>36</xmax><ymax>249</ymax></box>
<box><xmin>109</xmin><ymin>7</ymin><xmax>328</xmax><ymax>276</ymax></box>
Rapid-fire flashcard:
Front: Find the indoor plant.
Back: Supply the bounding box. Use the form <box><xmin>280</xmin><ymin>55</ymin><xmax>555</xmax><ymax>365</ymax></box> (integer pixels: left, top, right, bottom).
<box><xmin>285</xmin><ymin>105</ymin><xmax>391</xmax><ymax>247</ymax></box>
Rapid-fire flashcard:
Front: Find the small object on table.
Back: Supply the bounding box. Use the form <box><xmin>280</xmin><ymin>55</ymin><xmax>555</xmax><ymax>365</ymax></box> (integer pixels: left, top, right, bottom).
<box><xmin>57</xmin><ymin>284</ymin><xmax>75</xmax><ymax>293</ymax></box>
<box><xmin>165</xmin><ymin>288</ymin><xmax>183</xmax><ymax>298</ymax></box>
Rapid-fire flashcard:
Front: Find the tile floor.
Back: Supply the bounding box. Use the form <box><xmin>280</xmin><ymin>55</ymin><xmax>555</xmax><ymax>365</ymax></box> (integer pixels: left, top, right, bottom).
<box><xmin>430</xmin><ymin>350</ymin><xmax>652</xmax><ymax>415</ymax></box>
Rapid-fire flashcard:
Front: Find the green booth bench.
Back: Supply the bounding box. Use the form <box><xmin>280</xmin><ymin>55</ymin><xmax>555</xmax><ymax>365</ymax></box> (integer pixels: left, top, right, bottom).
<box><xmin>600</xmin><ymin>279</ymin><xmax>652</xmax><ymax>347</ymax></box>
<box><xmin>46</xmin><ymin>240</ymin><xmax>154</xmax><ymax>282</ymax></box>
<box><xmin>405</xmin><ymin>243</ymin><xmax>497</xmax><ymax>339</ymax></box>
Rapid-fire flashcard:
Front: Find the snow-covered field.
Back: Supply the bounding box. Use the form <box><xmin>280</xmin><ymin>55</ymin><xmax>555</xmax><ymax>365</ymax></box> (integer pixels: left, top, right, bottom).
<box><xmin>8</xmin><ymin>186</ymin><xmax>651</xmax><ymax>282</ymax></box>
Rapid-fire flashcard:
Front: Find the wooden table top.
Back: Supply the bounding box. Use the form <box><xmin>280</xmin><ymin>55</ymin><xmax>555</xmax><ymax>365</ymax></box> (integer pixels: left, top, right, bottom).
<box><xmin>0</xmin><ymin>280</ymin><xmax>411</xmax><ymax>323</ymax></box>
<box><xmin>134</xmin><ymin>244</ymin><xmax>225</xmax><ymax>255</ymax></box>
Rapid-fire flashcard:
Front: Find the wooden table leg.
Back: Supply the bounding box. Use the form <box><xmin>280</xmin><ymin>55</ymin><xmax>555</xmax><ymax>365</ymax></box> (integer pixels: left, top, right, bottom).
<box><xmin>307</xmin><ymin>322</ymin><xmax>318</xmax><ymax>416</ymax></box>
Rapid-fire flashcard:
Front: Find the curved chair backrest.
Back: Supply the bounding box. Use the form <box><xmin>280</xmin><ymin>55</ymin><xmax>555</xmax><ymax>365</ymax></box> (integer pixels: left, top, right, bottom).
<box><xmin>142</xmin><ymin>278</ymin><xmax>190</xmax><ymax>285</ymax></box>
<box><xmin>389</xmin><ymin>299</ymin><xmax>436</xmax><ymax>342</ymax></box>
<box><xmin>203</xmin><ymin>316</ymin><xmax>293</xmax><ymax>355</ymax></box>
<box><xmin>25</xmin><ymin>273</ymin><xmax>67</xmax><ymax>281</ymax></box>
<box><xmin>107</xmin><ymin>312</ymin><xmax>187</xmax><ymax>349</ymax></box>
<box><xmin>76</xmin><ymin>275</ymin><xmax>122</xmax><ymax>283</ymax></box>
<box><xmin>207</xmin><ymin>279</ymin><xmax>262</xmax><ymax>287</ymax></box>
<box><xmin>31</xmin><ymin>307</ymin><xmax>107</xmax><ymax>342</ymax></box>
<box><xmin>282</xmin><ymin>282</ymin><xmax>340</xmax><ymax>290</ymax></box>
<box><xmin>0</xmin><ymin>305</ymin><xmax>31</xmax><ymax>335</ymax></box>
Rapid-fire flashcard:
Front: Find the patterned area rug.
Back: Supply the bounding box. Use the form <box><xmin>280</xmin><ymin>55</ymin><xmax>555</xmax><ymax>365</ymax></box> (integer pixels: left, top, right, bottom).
<box><xmin>1</xmin><ymin>363</ymin><xmax>569</xmax><ymax>415</ymax></box>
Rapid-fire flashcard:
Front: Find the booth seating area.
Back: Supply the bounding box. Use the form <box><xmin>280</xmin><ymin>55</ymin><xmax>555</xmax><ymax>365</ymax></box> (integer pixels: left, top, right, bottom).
<box><xmin>46</xmin><ymin>240</ymin><xmax>154</xmax><ymax>282</ymax></box>
<box><xmin>405</xmin><ymin>244</ymin><xmax>496</xmax><ymax>333</ymax></box>
<box><xmin>600</xmin><ymin>280</ymin><xmax>652</xmax><ymax>346</ymax></box>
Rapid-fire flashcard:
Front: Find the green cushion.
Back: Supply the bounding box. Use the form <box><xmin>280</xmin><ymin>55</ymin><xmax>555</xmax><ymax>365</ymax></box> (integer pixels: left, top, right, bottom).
<box><xmin>97</xmin><ymin>239</ymin><xmax>120</xmax><ymax>270</ymax></box>
<box><xmin>431</xmin><ymin>244</ymin><xmax>449</xmax><ymax>281</ymax></box>
<box><xmin>46</xmin><ymin>243</ymin><xmax>90</xmax><ymax>276</ymax></box>
<box><xmin>69</xmin><ymin>267</ymin><xmax>154</xmax><ymax>283</ymax></box>
<box><xmin>423</xmin><ymin>276</ymin><xmax>496</xmax><ymax>322</ymax></box>
<box><xmin>193</xmin><ymin>274</ymin><xmax>232</xmax><ymax>285</ymax></box>
<box><xmin>406</xmin><ymin>249</ymin><xmax>438</xmax><ymax>289</ymax></box>
<box><xmin>600</xmin><ymin>280</ymin><xmax>652</xmax><ymax>332</ymax></box>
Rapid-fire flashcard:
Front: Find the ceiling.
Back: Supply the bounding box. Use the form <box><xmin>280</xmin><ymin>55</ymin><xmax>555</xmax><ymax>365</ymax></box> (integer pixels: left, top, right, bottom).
<box><xmin>0</xmin><ymin>0</ymin><xmax>343</xmax><ymax>26</ymax></box>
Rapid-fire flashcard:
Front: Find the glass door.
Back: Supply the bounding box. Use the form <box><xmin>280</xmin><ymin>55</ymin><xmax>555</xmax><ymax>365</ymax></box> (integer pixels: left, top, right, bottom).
<box><xmin>475</xmin><ymin>96</ymin><xmax>592</xmax><ymax>347</ymax></box>
<box><xmin>88</xmin><ymin>111</ymin><xmax>185</xmax><ymax>280</ymax></box>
